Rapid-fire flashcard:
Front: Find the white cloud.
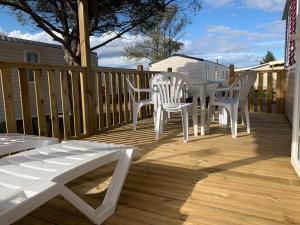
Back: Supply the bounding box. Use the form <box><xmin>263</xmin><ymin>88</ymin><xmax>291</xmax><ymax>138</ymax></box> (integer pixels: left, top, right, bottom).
<box><xmin>179</xmin><ymin>23</ymin><xmax>284</xmax><ymax>67</ymax></box>
<box><xmin>242</xmin><ymin>0</ymin><xmax>285</xmax><ymax>12</ymax></box>
<box><xmin>3</xmin><ymin>29</ymin><xmax>148</xmax><ymax>68</ymax></box>
<box><xmin>2</xmin><ymin>19</ymin><xmax>285</xmax><ymax>69</ymax></box>
<box><xmin>203</xmin><ymin>0</ymin><xmax>235</xmax><ymax>8</ymax></box>
<box><xmin>7</xmin><ymin>30</ymin><xmax>59</xmax><ymax>44</ymax></box>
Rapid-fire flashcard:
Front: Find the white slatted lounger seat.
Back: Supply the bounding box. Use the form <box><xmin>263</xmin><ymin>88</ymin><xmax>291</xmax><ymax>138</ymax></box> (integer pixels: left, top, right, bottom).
<box><xmin>0</xmin><ymin>140</ymin><xmax>135</xmax><ymax>225</ymax></box>
<box><xmin>0</xmin><ymin>133</ymin><xmax>59</xmax><ymax>156</ymax></box>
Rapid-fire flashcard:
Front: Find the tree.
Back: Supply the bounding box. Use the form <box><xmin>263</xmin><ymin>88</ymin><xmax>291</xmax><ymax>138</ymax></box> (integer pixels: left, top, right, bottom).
<box><xmin>260</xmin><ymin>51</ymin><xmax>276</xmax><ymax>64</ymax></box>
<box><xmin>123</xmin><ymin>5</ymin><xmax>189</xmax><ymax>63</ymax></box>
<box><xmin>0</xmin><ymin>0</ymin><xmax>201</xmax><ymax>65</ymax></box>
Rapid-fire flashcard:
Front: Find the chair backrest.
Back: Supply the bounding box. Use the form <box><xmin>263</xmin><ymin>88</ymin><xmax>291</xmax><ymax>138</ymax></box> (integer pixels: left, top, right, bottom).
<box><xmin>126</xmin><ymin>78</ymin><xmax>135</xmax><ymax>102</ymax></box>
<box><xmin>150</xmin><ymin>72</ymin><xmax>189</xmax><ymax>105</ymax></box>
<box><xmin>232</xmin><ymin>72</ymin><xmax>257</xmax><ymax>103</ymax></box>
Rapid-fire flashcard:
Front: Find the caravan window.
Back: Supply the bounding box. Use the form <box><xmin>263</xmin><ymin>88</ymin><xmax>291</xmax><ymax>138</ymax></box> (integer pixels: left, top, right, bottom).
<box><xmin>25</xmin><ymin>52</ymin><xmax>39</xmax><ymax>82</ymax></box>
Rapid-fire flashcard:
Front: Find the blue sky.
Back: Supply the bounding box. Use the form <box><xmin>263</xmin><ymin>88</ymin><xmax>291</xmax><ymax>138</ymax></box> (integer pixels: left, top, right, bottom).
<box><xmin>0</xmin><ymin>0</ymin><xmax>286</xmax><ymax>68</ymax></box>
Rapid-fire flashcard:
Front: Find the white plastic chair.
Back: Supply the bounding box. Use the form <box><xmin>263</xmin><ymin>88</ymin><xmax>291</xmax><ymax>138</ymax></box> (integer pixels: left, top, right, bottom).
<box><xmin>150</xmin><ymin>73</ymin><xmax>193</xmax><ymax>143</ymax></box>
<box><xmin>207</xmin><ymin>73</ymin><xmax>257</xmax><ymax>138</ymax></box>
<box><xmin>0</xmin><ymin>140</ymin><xmax>135</xmax><ymax>225</ymax></box>
<box><xmin>126</xmin><ymin>78</ymin><xmax>153</xmax><ymax>131</ymax></box>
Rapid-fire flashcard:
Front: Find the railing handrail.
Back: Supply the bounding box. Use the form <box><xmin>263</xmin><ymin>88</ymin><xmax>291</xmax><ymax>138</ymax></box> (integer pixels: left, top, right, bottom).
<box><xmin>0</xmin><ymin>60</ymin><xmax>86</xmax><ymax>71</ymax></box>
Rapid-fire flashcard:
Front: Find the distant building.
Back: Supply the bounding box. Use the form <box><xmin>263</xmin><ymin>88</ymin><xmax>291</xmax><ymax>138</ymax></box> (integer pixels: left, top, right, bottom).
<box><xmin>235</xmin><ymin>60</ymin><xmax>285</xmax><ymax>101</ymax></box>
<box><xmin>0</xmin><ymin>35</ymin><xmax>98</xmax><ymax>122</ymax></box>
<box><xmin>149</xmin><ymin>54</ymin><xmax>229</xmax><ymax>82</ymax></box>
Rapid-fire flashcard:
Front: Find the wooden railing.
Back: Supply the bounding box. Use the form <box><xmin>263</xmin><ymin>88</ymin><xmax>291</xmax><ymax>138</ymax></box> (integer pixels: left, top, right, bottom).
<box><xmin>234</xmin><ymin>69</ymin><xmax>286</xmax><ymax>114</ymax></box>
<box><xmin>0</xmin><ymin>61</ymin><xmax>157</xmax><ymax>139</ymax></box>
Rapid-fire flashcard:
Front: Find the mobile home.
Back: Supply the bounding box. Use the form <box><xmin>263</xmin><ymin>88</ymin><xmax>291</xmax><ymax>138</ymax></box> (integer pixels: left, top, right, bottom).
<box><xmin>0</xmin><ymin>35</ymin><xmax>98</xmax><ymax>122</ymax></box>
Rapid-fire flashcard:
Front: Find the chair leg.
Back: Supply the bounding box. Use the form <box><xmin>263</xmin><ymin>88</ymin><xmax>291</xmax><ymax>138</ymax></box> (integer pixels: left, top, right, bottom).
<box><xmin>230</xmin><ymin>105</ymin><xmax>238</xmax><ymax>138</ymax></box>
<box><xmin>212</xmin><ymin>106</ymin><xmax>216</xmax><ymax>122</ymax></box>
<box><xmin>243</xmin><ymin>104</ymin><xmax>251</xmax><ymax>133</ymax></box>
<box><xmin>207</xmin><ymin>103</ymin><xmax>213</xmax><ymax>134</ymax></box>
<box><xmin>181</xmin><ymin>108</ymin><xmax>189</xmax><ymax>143</ymax></box>
<box><xmin>155</xmin><ymin>107</ymin><xmax>162</xmax><ymax>141</ymax></box>
<box><xmin>241</xmin><ymin>108</ymin><xmax>245</xmax><ymax>126</ymax></box>
<box><xmin>132</xmin><ymin>103</ymin><xmax>140</xmax><ymax>131</ymax></box>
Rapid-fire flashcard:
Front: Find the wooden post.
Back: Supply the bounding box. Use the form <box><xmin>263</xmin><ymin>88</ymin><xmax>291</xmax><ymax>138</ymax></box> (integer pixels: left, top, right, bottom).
<box><xmin>167</xmin><ymin>67</ymin><xmax>172</xmax><ymax>72</ymax></box>
<box><xmin>78</xmin><ymin>0</ymin><xmax>96</xmax><ymax>135</ymax></box>
<box><xmin>229</xmin><ymin>64</ymin><xmax>235</xmax><ymax>84</ymax></box>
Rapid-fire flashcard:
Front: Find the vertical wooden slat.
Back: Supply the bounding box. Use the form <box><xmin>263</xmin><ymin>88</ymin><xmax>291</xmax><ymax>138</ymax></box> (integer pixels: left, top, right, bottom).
<box><xmin>123</xmin><ymin>73</ymin><xmax>129</xmax><ymax>122</ymax></box>
<box><xmin>80</xmin><ymin>70</ymin><xmax>89</xmax><ymax>134</ymax></box>
<box><xmin>258</xmin><ymin>73</ymin><xmax>264</xmax><ymax>112</ymax></box>
<box><xmin>276</xmin><ymin>72</ymin><xmax>282</xmax><ymax>114</ymax></box>
<box><xmin>145</xmin><ymin>72</ymin><xmax>151</xmax><ymax>116</ymax></box>
<box><xmin>104</xmin><ymin>72</ymin><xmax>111</xmax><ymax>127</ymax></box>
<box><xmin>267</xmin><ymin>72</ymin><xmax>273</xmax><ymax>113</ymax></box>
<box><xmin>111</xmin><ymin>72</ymin><xmax>117</xmax><ymax>125</ymax></box>
<box><xmin>249</xmin><ymin>87</ymin><xmax>254</xmax><ymax>112</ymax></box>
<box><xmin>134</xmin><ymin>73</ymin><xmax>139</xmax><ymax>119</ymax></box>
<box><xmin>0</xmin><ymin>68</ymin><xmax>16</xmax><ymax>133</ymax></box>
<box><xmin>229</xmin><ymin>64</ymin><xmax>235</xmax><ymax>85</ymax></box>
<box><xmin>71</xmin><ymin>70</ymin><xmax>81</xmax><ymax>137</ymax></box>
<box><xmin>18</xmin><ymin>68</ymin><xmax>33</xmax><ymax>134</ymax></box>
<box><xmin>117</xmin><ymin>73</ymin><xmax>123</xmax><ymax>123</ymax></box>
<box><xmin>280</xmin><ymin>70</ymin><xmax>286</xmax><ymax>114</ymax></box>
<box><xmin>96</xmin><ymin>72</ymin><xmax>104</xmax><ymax>130</ymax></box>
<box><xmin>60</xmin><ymin>71</ymin><xmax>71</xmax><ymax>139</ymax></box>
<box><xmin>137</xmin><ymin>65</ymin><xmax>145</xmax><ymax>117</ymax></box>
<box><xmin>47</xmin><ymin>70</ymin><xmax>60</xmax><ymax>138</ymax></box>
<box><xmin>34</xmin><ymin>69</ymin><xmax>47</xmax><ymax>136</ymax></box>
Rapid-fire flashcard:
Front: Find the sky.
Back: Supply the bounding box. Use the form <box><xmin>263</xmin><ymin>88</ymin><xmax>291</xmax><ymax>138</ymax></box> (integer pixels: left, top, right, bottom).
<box><xmin>0</xmin><ymin>0</ymin><xmax>286</xmax><ymax>69</ymax></box>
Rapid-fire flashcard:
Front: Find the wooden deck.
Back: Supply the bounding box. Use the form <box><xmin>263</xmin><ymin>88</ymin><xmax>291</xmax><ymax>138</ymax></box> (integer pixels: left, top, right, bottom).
<box><xmin>14</xmin><ymin>113</ymin><xmax>300</xmax><ymax>225</ymax></box>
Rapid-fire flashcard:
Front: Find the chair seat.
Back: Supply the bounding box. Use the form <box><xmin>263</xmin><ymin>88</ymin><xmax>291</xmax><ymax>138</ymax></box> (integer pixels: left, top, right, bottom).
<box><xmin>214</xmin><ymin>97</ymin><xmax>237</xmax><ymax>106</ymax></box>
<box><xmin>162</xmin><ymin>103</ymin><xmax>193</xmax><ymax>111</ymax></box>
<box><xmin>136</xmin><ymin>99</ymin><xmax>153</xmax><ymax>105</ymax></box>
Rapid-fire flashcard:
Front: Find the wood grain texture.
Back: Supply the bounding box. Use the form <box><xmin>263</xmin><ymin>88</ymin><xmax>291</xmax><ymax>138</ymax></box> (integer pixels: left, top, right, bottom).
<box><xmin>34</xmin><ymin>69</ymin><xmax>47</xmax><ymax>136</ymax></box>
<box><xmin>0</xmin><ymin>68</ymin><xmax>16</xmax><ymax>133</ymax></box>
<box><xmin>80</xmin><ymin>70</ymin><xmax>89</xmax><ymax>135</ymax></box>
<box><xmin>258</xmin><ymin>73</ymin><xmax>264</xmax><ymax>112</ymax></box>
<box><xmin>71</xmin><ymin>71</ymin><xmax>81</xmax><ymax>137</ymax></box>
<box><xmin>18</xmin><ymin>68</ymin><xmax>33</xmax><ymax>134</ymax></box>
<box><xmin>267</xmin><ymin>73</ymin><xmax>273</xmax><ymax>113</ymax></box>
<box><xmin>47</xmin><ymin>70</ymin><xmax>60</xmax><ymax>138</ymax></box>
<box><xmin>14</xmin><ymin>113</ymin><xmax>300</xmax><ymax>225</ymax></box>
<box><xmin>123</xmin><ymin>73</ymin><xmax>129</xmax><ymax>122</ymax></box>
<box><xmin>111</xmin><ymin>72</ymin><xmax>117</xmax><ymax>125</ymax></box>
<box><xmin>105</xmin><ymin>72</ymin><xmax>111</xmax><ymax>127</ymax></box>
<box><xmin>60</xmin><ymin>71</ymin><xmax>71</xmax><ymax>139</ymax></box>
<box><xmin>96</xmin><ymin>72</ymin><xmax>104</xmax><ymax>130</ymax></box>
<box><xmin>117</xmin><ymin>73</ymin><xmax>124</xmax><ymax>123</ymax></box>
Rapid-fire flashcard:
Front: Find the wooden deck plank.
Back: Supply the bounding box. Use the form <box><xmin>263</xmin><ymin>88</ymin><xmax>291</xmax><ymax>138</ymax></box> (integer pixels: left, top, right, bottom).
<box><xmin>14</xmin><ymin>113</ymin><xmax>300</xmax><ymax>225</ymax></box>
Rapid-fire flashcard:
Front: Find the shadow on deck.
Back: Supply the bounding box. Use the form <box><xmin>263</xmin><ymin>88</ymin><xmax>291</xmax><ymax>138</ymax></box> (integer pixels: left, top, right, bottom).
<box><xmin>14</xmin><ymin>113</ymin><xmax>300</xmax><ymax>225</ymax></box>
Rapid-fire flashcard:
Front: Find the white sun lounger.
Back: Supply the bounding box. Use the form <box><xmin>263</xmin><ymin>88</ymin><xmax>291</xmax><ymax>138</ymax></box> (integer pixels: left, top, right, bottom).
<box><xmin>0</xmin><ymin>133</ymin><xmax>59</xmax><ymax>156</ymax></box>
<box><xmin>0</xmin><ymin>140</ymin><xmax>135</xmax><ymax>225</ymax></box>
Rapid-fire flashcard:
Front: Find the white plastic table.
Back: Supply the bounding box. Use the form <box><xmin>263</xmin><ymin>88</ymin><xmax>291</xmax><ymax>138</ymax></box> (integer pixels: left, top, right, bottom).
<box><xmin>0</xmin><ymin>133</ymin><xmax>59</xmax><ymax>156</ymax></box>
